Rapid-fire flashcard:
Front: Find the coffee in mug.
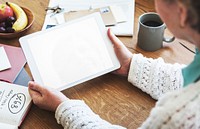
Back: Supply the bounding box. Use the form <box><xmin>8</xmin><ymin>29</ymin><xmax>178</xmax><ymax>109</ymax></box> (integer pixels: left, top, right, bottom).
<box><xmin>137</xmin><ymin>12</ymin><xmax>175</xmax><ymax>51</ymax></box>
<box><xmin>143</xmin><ymin>21</ymin><xmax>163</xmax><ymax>27</ymax></box>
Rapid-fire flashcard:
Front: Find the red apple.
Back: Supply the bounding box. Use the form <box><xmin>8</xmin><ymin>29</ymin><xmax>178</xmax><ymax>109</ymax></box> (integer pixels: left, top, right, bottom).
<box><xmin>0</xmin><ymin>3</ymin><xmax>14</xmax><ymax>22</ymax></box>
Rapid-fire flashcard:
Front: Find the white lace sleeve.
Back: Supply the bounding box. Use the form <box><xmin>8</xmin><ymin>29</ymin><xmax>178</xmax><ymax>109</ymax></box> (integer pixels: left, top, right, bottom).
<box><xmin>55</xmin><ymin>100</ymin><xmax>126</xmax><ymax>129</ymax></box>
<box><xmin>138</xmin><ymin>81</ymin><xmax>200</xmax><ymax>129</ymax></box>
<box><xmin>128</xmin><ymin>54</ymin><xmax>185</xmax><ymax>100</ymax></box>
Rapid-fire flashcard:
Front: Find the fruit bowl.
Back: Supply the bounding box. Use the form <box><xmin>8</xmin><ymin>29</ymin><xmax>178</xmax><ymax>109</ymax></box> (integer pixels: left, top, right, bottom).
<box><xmin>0</xmin><ymin>7</ymin><xmax>34</xmax><ymax>39</ymax></box>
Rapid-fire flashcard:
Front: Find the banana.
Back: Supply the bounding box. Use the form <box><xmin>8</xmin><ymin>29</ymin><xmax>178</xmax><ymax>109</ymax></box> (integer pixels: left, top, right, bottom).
<box><xmin>6</xmin><ymin>2</ymin><xmax>28</xmax><ymax>32</ymax></box>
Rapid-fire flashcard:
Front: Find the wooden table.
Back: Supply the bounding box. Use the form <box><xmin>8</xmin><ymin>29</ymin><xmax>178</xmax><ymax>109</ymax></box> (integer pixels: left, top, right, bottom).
<box><xmin>0</xmin><ymin>0</ymin><xmax>195</xmax><ymax>129</ymax></box>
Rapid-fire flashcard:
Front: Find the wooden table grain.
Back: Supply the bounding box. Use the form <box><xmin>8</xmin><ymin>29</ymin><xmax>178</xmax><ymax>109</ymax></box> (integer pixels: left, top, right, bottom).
<box><xmin>0</xmin><ymin>0</ymin><xmax>194</xmax><ymax>129</ymax></box>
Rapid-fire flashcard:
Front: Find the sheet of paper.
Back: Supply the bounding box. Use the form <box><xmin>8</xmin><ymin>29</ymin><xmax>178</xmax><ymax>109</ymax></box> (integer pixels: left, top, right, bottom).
<box><xmin>0</xmin><ymin>47</ymin><xmax>11</xmax><ymax>71</ymax></box>
<box><xmin>42</xmin><ymin>0</ymin><xmax>135</xmax><ymax>36</ymax></box>
<box><xmin>27</xmin><ymin>17</ymin><xmax>114</xmax><ymax>89</ymax></box>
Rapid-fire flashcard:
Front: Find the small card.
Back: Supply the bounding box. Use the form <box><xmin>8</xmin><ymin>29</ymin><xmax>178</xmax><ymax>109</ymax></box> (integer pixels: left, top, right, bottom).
<box><xmin>110</xmin><ymin>5</ymin><xmax>127</xmax><ymax>23</ymax></box>
<box><xmin>0</xmin><ymin>47</ymin><xmax>11</xmax><ymax>71</ymax></box>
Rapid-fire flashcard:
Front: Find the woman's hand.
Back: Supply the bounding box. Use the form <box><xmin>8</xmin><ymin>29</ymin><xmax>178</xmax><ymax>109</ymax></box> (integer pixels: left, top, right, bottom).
<box><xmin>28</xmin><ymin>81</ymin><xmax>69</xmax><ymax>112</ymax></box>
<box><xmin>107</xmin><ymin>28</ymin><xmax>133</xmax><ymax>76</ymax></box>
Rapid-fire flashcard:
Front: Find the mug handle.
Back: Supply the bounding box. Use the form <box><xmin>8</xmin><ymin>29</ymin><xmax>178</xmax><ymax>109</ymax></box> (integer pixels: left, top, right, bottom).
<box><xmin>163</xmin><ymin>25</ymin><xmax>175</xmax><ymax>43</ymax></box>
<box><xmin>163</xmin><ymin>36</ymin><xmax>175</xmax><ymax>43</ymax></box>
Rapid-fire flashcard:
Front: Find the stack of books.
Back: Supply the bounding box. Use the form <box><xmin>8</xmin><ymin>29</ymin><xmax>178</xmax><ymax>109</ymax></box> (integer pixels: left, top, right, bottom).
<box><xmin>0</xmin><ymin>44</ymin><xmax>31</xmax><ymax>86</ymax></box>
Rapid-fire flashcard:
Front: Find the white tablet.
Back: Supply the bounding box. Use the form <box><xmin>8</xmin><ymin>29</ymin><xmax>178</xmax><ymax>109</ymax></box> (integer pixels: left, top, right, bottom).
<box><xmin>20</xmin><ymin>13</ymin><xmax>120</xmax><ymax>91</ymax></box>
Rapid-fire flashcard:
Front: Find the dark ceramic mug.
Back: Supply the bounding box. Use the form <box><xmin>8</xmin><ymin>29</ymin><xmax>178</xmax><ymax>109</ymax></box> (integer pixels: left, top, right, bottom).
<box><xmin>137</xmin><ymin>12</ymin><xmax>175</xmax><ymax>51</ymax></box>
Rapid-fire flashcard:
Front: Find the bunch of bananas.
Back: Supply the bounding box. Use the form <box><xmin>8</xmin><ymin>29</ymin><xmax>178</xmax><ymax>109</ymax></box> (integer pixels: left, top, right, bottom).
<box><xmin>6</xmin><ymin>2</ymin><xmax>28</xmax><ymax>32</ymax></box>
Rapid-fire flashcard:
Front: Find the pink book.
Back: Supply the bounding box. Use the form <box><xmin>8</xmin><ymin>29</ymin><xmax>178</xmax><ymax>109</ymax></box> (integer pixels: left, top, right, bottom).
<box><xmin>0</xmin><ymin>44</ymin><xmax>26</xmax><ymax>83</ymax></box>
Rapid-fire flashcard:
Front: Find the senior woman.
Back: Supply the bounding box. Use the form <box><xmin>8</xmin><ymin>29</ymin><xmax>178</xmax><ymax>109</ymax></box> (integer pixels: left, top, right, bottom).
<box><xmin>28</xmin><ymin>0</ymin><xmax>200</xmax><ymax>128</ymax></box>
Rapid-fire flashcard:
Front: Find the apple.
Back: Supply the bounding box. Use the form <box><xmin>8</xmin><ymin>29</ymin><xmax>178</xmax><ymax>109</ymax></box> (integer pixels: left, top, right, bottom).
<box><xmin>0</xmin><ymin>3</ymin><xmax>14</xmax><ymax>22</ymax></box>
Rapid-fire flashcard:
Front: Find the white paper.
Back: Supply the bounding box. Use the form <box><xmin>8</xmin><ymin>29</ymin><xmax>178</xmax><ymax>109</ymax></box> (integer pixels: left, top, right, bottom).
<box><xmin>0</xmin><ymin>47</ymin><xmax>11</xmax><ymax>71</ymax></box>
<box><xmin>43</xmin><ymin>0</ymin><xmax>135</xmax><ymax>36</ymax></box>
<box><xmin>0</xmin><ymin>123</ymin><xmax>17</xmax><ymax>129</ymax></box>
<box><xmin>28</xmin><ymin>17</ymin><xmax>114</xmax><ymax>88</ymax></box>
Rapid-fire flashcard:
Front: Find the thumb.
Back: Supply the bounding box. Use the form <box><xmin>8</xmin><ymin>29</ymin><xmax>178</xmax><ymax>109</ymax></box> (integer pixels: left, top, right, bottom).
<box><xmin>107</xmin><ymin>28</ymin><xmax>124</xmax><ymax>49</ymax></box>
<box><xmin>28</xmin><ymin>81</ymin><xmax>44</xmax><ymax>101</ymax></box>
<box><xmin>28</xmin><ymin>81</ymin><xmax>44</xmax><ymax>93</ymax></box>
<box><xmin>28</xmin><ymin>87</ymin><xmax>42</xmax><ymax>99</ymax></box>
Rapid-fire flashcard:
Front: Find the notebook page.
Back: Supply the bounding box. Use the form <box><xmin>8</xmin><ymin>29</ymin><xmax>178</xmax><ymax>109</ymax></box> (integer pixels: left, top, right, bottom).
<box><xmin>0</xmin><ymin>81</ymin><xmax>31</xmax><ymax>126</ymax></box>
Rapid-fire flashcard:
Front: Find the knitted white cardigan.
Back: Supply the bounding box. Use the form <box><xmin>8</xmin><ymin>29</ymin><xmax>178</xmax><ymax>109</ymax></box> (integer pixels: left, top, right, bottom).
<box><xmin>55</xmin><ymin>54</ymin><xmax>200</xmax><ymax>129</ymax></box>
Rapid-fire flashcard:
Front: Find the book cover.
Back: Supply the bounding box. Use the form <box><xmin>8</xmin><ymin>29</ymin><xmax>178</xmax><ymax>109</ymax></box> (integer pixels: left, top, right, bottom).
<box><xmin>13</xmin><ymin>68</ymin><xmax>31</xmax><ymax>87</ymax></box>
<box><xmin>0</xmin><ymin>44</ymin><xmax>26</xmax><ymax>83</ymax></box>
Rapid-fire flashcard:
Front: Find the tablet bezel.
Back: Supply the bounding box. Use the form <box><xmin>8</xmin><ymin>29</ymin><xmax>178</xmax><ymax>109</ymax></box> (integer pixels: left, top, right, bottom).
<box><xmin>20</xmin><ymin>13</ymin><xmax>120</xmax><ymax>91</ymax></box>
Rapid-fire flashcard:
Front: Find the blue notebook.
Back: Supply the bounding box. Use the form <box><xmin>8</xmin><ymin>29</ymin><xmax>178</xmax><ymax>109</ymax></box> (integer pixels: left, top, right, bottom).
<box><xmin>13</xmin><ymin>68</ymin><xmax>31</xmax><ymax>87</ymax></box>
